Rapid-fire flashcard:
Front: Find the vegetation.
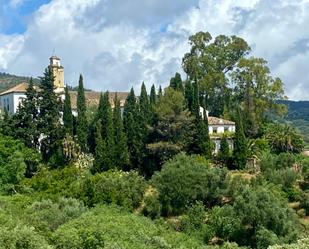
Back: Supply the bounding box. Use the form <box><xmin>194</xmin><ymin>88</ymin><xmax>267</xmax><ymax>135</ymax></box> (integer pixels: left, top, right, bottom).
<box><xmin>0</xmin><ymin>31</ymin><xmax>307</xmax><ymax>249</ymax></box>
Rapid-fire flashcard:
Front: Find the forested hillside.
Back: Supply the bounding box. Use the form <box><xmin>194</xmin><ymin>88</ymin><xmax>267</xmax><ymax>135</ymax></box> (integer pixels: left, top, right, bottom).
<box><xmin>0</xmin><ymin>72</ymin><xmax>40</xmax><ymax>92</ymax></box>
<box><xmin>0</xmin><ymin>32</ymin><xmax>308</xmax><ymax>249</ymax></box>
<box><xmin>278</xmin><ymin>100</ymin><xmax>309</xmax><ymax>148</ymax></box>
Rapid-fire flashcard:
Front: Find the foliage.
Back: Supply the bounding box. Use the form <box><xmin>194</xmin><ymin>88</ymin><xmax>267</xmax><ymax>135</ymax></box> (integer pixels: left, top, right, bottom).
<box><xmin>63</xmin><ymin>86</ymin><xmax>73</xmax><ymax>136</ymax></box>
<box><xmin>263</xmin><ymin>123</ymin><xmax>304</xmax><ymax>154</ymax></box>
<box><xmin>76</xmin><ymin>74</ymin><xmax>88</xmax><ymax>152</ymax></box>
<box><xmin>80</xmin><ymin>170</ymin><xmax>147</xmax><ymax>210</ymax></box>
<box><xmin>0</xmin><ymin>134</ymin><xmax>40</xmax><ymax>190</ymax></box>
<box><xmin>208</xmin><ymin>184</ymin><xmax>299</xmax><ymax>248</ymax></box>
<box><xmin>152</xmin><ymin>153</ymin><xmax>227</xmax><ymax>216</ymax></box>
<box><xmin>52</xmin><ymin>205</ymin><xmax>207</xmax><ymax>249</ymax></box>
<box><xmin>268</xmin><ymin>238</ymin><xmax>309</xmax><ymax>249</ymax></box>
<box><xmin>147</xmin><ymin>88</ymin><xmax>194</xmax><ymax>171</ymax></box>
<box><xmin>37</xmin><ymin>68</ymin><xmax>63</xmax><ymax>165</ymax></box>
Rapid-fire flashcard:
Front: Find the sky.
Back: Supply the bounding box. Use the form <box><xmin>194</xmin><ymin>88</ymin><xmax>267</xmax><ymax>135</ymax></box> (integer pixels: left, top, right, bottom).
<box><xmin>0</xmin><ymin>0</ymin><xmax>308</xmax><ymax>100</ymax></box>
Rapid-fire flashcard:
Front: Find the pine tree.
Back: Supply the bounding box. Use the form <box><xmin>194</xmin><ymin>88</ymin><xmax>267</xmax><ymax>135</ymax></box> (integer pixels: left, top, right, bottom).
<box><xmin>233</xmin><ymin>109</ymin><xmax>248</xmax><ymax>169</ymax></box>
<box><xmin>113</xmin><ymin>94</ymin><xmax>129</xmax><ymax>170</ymax></box>
<box><xmin>150</xmin><ymin>84</ymin><xmax>156</xmax><ymax>106</ymax></box>
<box><xmin>38</xmin><ymin>68</ymin><xmax>63</xmax><ymax>164</ymax></box>
<box><xmin>14</xmin><ymin>78</ymin><xmax>40</xmax><ymax>149</ymax></box>
<box><xmin>76</xmin><ymin>74</ymin><xmax>88</xmax><ymax>152</ymax></box>
<box><xmin>218</xmin><ymin>135</ymin><xmax>230</xmax><ymax>165</ymax></box>
<box><xmin>63</xmin><ymin>86</ymin><xmax>73</xmax><ymax>136</ymax></box>
<box><xmin>169</xmin><ymin>72</ymin><xmax>183</xmax><ymax>92</ymax></box>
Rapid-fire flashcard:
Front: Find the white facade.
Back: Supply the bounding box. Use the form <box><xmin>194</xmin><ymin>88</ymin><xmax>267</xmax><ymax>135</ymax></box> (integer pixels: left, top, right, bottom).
<box><xmin>209</xmin><ymin>124</ymin><xmax>235</xmax><ymax>134</ymax></box>
<box><xmin>0</xmin><ymin>92</ymin><xmax>26</xmax><ymax>115</ymax></box>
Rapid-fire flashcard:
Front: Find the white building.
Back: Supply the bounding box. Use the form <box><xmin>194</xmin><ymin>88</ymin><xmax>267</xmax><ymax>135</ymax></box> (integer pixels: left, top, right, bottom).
<box><xmin>208</xmin><ymin>116</ymin><xmax>235</xmax><ymax>154</ymax></box>
<box><xmin>0</xmin><ymin>56</ymin><xmax>65</xmax><ymax>114</ymax></box>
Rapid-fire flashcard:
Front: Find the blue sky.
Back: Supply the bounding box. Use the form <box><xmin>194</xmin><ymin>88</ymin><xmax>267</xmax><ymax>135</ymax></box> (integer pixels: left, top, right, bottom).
<box><xmin>0</xmin><ymin>0</ymin><xmax>51</xmax><ymax>34</ymax></box>
<box><xmin>0</xmin><ymin>0</ymin><xmax>308</xmax><ymax>100</ymax></box>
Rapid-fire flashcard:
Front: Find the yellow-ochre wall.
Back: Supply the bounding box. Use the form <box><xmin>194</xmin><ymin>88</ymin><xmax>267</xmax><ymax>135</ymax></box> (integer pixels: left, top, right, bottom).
<box><xmin>50</xmin><ymin>66</ymin><xmax>64</xmax><ymax>89</ymax></box>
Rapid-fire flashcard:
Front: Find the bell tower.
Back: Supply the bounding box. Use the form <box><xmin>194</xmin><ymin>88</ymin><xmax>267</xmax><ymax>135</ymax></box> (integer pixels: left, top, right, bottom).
<box><xmin>49</xmin><ymin>55</ymin><xmax>65</xmax><ymax>93</ymax></box>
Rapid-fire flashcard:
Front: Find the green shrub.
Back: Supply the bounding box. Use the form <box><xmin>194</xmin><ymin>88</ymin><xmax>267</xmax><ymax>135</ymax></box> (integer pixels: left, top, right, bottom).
<box><xmin>80</xmin><ymin>170</ymin><xmax>147</xmax><ymax>210</ymax></box>
<box><xmin>152</xmin><ymin>153</ymin><xmax>227</xmax><ymax>216</ymax></box>
<box><xmin>25</xmin><ymin>198</ymin><xmax>87</xmax><ymax>234</ymax></box>
<box><xmin>141</xmin><ymin>187</ymin><xmax>162</xmax><ymax>219</ymax></box>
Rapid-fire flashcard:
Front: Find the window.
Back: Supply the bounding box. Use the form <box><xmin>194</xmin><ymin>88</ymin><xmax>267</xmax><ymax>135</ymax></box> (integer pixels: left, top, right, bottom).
<box><xmin>224</xmin><ymin>127</ymin><xmax>229</xmax><ymax>132</ymax></box>
<box><xmin>213</xmin><ymin>128</ymin><xmax>217</xmax><ymax>133</ymax></box>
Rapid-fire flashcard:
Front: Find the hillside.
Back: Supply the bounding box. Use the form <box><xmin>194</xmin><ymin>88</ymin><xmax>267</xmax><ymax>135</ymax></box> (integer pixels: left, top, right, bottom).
<box><xmin>0</xmin><ymin>72</ymin><xmax>40</xmax><ymax>92</ymax></box>
<box><xmin>279</xmin><ymin>100</ymin><xmax>309</xmax><ymax>148</ymax></box>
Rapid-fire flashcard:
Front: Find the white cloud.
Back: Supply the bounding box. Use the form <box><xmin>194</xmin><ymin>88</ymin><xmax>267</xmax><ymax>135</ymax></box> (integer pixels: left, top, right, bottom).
<box><xmin>0</xmin><ymin>0</ymin><xmax>309</xmax><ymax>99</ymax></box>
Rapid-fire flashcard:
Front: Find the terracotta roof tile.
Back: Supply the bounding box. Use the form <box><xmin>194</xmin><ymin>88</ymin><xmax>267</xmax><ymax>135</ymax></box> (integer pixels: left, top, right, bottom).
<box><xmin>69</xmin><ymin>91</ymin><xmax>129</xmax><ymax>109</ymax></box>
<box><xmin>208</xmin><ymin>116</ymin><xmax>235</xmax><ymax>125</ymax></box>
<box><xmin>0</xmin><ymin>82</ymin><xmax>29</xmax><ymax>95</ymax></box>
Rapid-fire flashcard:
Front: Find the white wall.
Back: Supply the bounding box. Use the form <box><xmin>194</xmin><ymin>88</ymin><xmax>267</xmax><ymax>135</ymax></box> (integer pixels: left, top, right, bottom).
<box><xmin>0</xmin><ymin>93</ymin><xmax>26</xmax><ymax>114</ymax></box>
<box><xmin>209</xmin><ymin>124</ymin><xmax>235</xmax><ymax>134</ymax></box>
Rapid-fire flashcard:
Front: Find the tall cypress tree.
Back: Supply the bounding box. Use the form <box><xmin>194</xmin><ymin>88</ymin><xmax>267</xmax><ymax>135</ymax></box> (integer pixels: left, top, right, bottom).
<box><xmin>190</xmin><ymin>81</ymin><xmax>212</xmax><ymax>158</ymax></box>
<box><xmin>14</xmin><ymin>78</ymin><xmax>40</xmax><ymax>149</ymax></box>
<box><xmin>185</xmin><ymin>81</ymin><xmax>194</xmax><ymax>112</ymax></box>
<box><xmin>218</xmin><ymin>135</ymin><xmax>230</xmax><ymax>165</ymax></box>
<box><xmin>233</xmin><ymin>109</ymin><xmax>248</xmax><ymax>169</ymax></box>
<box><xmin>100</xmin><ymin>92</ymin><xmax>114</xmax><ymax>154</ymax></box>
<box><xmin>92</xmin><ymin>122</ymin><xmax>109</xmax><ymax>173</ymax></box>
<box><xmin>139</xmin><ymin>82</ymin><xmax>151</xmax><ymax>127</ymax></box>
<box><xmin>158</xmin><ymin>86</ymin><xmax>163</xmax><ymax>100</ymax></box>
<box><xmin>150</xmin><ymin>84</ymin><xmax>156</xmax><ymax>106</ymax></box>
<box><xmin>76</xmin><ymin>74</ymin><xmax>88</xmax><ymax>152</ymax></box>
<box><xmin>38</xmin><ymin>68</ymin><xmax>63</xmax><ymax>164</ymax></box>
<box><xmin>123</xmin><ymin>88</ymin><xmax>142</xmax><ymax>169</ymax></box>
<box><xmin>113</xmin><ymin>94</ymin><xmax>129</xmax><ymax>170</ymax></box>
<box><xmin>63</xmin><ymin>86</ymin><xmax>73</xmax><ymax>136</ymax></box>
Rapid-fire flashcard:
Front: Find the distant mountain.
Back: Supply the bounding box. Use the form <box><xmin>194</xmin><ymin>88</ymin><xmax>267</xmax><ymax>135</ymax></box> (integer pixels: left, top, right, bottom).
<box><xmin>0</xmin><ymin>72</ymin><xmax>40</xmax><ymax>92</ymax></box>
<box><xmin>279</xmin><ymin>100</ymin><xmax>309</xmax><ymax>121</ymax></box>
<box><xmin>279</xmin><ymin>100</ymin><xmax>309</xmax><ymax>148</ymax></box>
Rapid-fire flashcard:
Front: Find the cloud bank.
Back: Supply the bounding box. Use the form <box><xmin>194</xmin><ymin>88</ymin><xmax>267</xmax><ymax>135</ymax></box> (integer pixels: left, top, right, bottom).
<box><xmin>0</xmin><ymin>0</ymin><xmax>308</xmax><ymax>100</ymax></box>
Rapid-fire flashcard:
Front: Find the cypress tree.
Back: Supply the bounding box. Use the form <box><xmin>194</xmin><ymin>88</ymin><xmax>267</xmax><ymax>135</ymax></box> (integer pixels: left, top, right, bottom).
<box><xmin>233</xmin><ymin>109</ymin><xmax>248</xmax><ymax>169</ymax></box>
<box><xmin>14</xmin><ymin>78</ymin><xmax>40</xmax><ymax>149</ymax></box>
<box><xmin>190</xmin><ymin>81</ymin><xmax>212</xmax><ymax>158</ymax></box>
<box><xmin>92</xmin><ymin>122</ymin><xmax>110</xmax><ymax>173</ymax></box>
<box><xmin>63</xmin><ymin>86</ymin><xmax>73</xmax><ymax>136</ymax></box>
<box><xmin>113</xmin><ymin>94</ymin><xmax>129</xmax><ymax>170</ymax></box>
<box><xmin>123</xmin><ymin>88</ymin><xmax>142</xmax><ymax>169</ymax></box>
<box><xmin>218</xmin><ymin>135</ymin><xmax>230</xmax><ymax>165</ymax></box>
<box><xmin>139</xmin><ymin>82</ymin><xmax>151</xmax><ymax>126</ymax></box>
<box><xmin>150</xmin><ymin>84</ymin><xmax>156</xmax><ymax>106</ymax></box>
<box><xmin>76</xmin><ymin>74</ymin><xmax>88</xmax><ymax>151</ymax></box>
<box><xmin>158</xmin><ymin>86</ymin><xmax>163</xmax><ymax>100</ymax></box>
<box><xmin>185</xmin><ymin>81</ymin><xmax>194</xmax><ymax>112</ymax></box>
<box><xmin>38</xmin><ymin>68</ymin><xmax>63</xmax><ymax>164</ymax></box>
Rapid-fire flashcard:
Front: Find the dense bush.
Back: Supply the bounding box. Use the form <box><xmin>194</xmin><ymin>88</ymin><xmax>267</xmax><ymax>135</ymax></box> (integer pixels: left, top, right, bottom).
<box><xmin>0</xmin><ymin>135</ymin><xmax>40</xmax><ymax>192</ymax></box>
<box><xmin>151</xmin><ymin>153</ymin><xmax>227</xmax><ymax>216</ymax></box>
<box><xmin>52</xmin><ymin>205</ymin><xmax>207</xmax><ymax>249</ymax></box>
<box><xmin>207</xmin><ymin>185</ymin><xmax>299</xmax><ymax>248</ymax></box>
<box><xmin>80</xmin><ymin>170</ymin><xmax>147</xmax><ymax>210</ymax></box>
<box><xmin>25</xmin><ymin>198</ymin><xmax>87</xmax><ymax>234</ymax></box>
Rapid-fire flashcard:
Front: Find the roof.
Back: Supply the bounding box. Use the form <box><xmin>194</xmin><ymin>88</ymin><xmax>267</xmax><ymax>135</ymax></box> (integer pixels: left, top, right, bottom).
<box><xmin>208</xmin><ymin>116</ymin><xmax>235</xmax><ymax>125</ymax></box>
<box><xmin>69</xmin><ymin>91</ymin><xmax>129</xmax><ymax>109</ymax></box>
<box><xmin>50</xmin><ymin>55</ymin><xmax>60</xmax><ymax>60</ymax></box>
<box><xmin>0</xmin><ymin>82</ymin><xmax>29</xmax><ymax>95</ymax></box>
